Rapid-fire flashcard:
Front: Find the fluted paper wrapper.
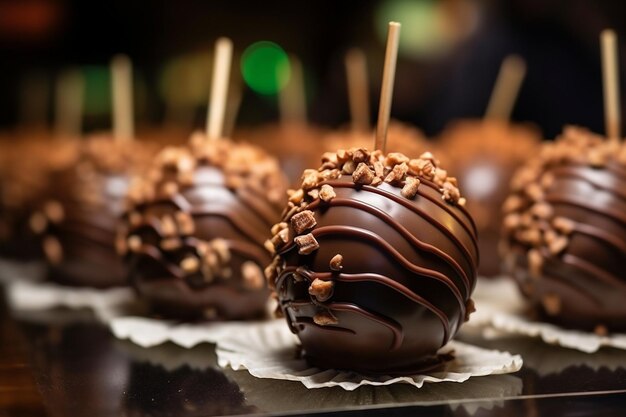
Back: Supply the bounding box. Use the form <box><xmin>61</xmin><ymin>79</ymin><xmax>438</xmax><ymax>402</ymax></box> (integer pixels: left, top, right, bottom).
<box><xmin>216</xmin><ymin>319</ymin><xmax>522</xmax><ymax>391</ymax></box>
<box><xmin>468</xmin><ymin>277</ymin><xmax>626</xmax><ymax>353</ymax></box>
<box><xmin>6</xmin><ymin>279</ymin><xmax>136</xmax><ymax>321</ymax></box>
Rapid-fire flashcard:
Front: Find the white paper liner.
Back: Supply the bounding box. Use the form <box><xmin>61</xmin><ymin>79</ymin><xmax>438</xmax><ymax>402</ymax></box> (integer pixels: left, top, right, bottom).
<box><xmin>467</xmin><ymin>277</ymin><xmax>626</xmax><ymax>353</ymax></box>
<box><xmin>109</xmin><ymin>315</ymin><xmax>270</xmax><ymax>348</ymax></box>
<box><xmin>216</xmin><ymin>319</ymin><xmax>522</xmax><ymax>391</ymax></box>
<box><xmin>6</xmin><ymin>279</ymin><xmax>136</xmax><ymax>322</ymax></box>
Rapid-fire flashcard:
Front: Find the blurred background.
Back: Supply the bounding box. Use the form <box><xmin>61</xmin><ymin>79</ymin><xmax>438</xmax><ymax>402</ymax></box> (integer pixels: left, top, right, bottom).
<box><xmin>0</xmin><ymin>0</ymin><xmax>625</xmax><ymax>139</ymax></box>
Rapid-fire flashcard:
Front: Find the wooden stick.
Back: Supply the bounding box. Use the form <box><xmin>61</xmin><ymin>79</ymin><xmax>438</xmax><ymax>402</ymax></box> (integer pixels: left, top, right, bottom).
<box><xmin>485</xmin><ymin>55</ymin><xmax>527</xmax><ymax>121</ymax></box>
<box><xmin>111</xmin><ymin>55</ymin><xmax>134</xmax><ymax>141</ymax></box>
<box><xmin>206</xmin><ymin>37</ymin><xmax>233</xmax><ymax>140</ymax></box>
<box><xmin>375</xmin><ymin>22</ymin><xmax>401</xmax><ymax>153</ymax></box>
<box><xmin>54</xmin><ymin>68</ymin><xmax>84</xmax><ymax>139</ymax></box>
<box><xmin>345</xmin><ymin>48</ymin><xmax>370</xmax><ymax>133</ymax></box>
<box><xmin>601</xmin><ymin>29</ymin><xmax>621</xmax><ymax>142</ymax></box>
<box><xmin>279</xmin><ymin>55</ymin><xmax>307</xmax><ymax>126</ymax></box>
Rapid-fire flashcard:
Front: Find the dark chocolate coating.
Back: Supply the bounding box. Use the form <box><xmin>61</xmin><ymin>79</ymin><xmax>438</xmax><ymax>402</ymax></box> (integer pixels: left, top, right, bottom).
<box><xmin>46</xmin><ymin>172</ymin><xmax>129</xmax><ymax>288</ymax></box>
<box><xmin>275</xmin><ymin>175</ymin><xmax>478</xmax><ymax>374</ymax></box>
<box><xmin>126</xmin><ymin>165</ymin><xmax>281</xmax><ymax>320</ymax></box>
<box><xmin>505</xmin><ymin>161</ymin><xmax>626</xmax><ymax>331</ymax></box>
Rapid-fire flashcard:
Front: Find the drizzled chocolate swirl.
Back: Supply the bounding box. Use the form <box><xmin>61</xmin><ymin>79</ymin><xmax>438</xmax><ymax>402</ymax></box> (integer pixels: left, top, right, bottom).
<box><xmin>502</xmin><ymin>126</ymin><xmax>626</xmax><ymax>333</ymax></box>
<box><xmin>120</xmin><ymin>133</ymin><xmax>287</xmax><ymax>320</ymax></box>
<box><xmin>266</xmin><ymin>148</ymin><xmax>479</xmax><ymax>375</ymax></box>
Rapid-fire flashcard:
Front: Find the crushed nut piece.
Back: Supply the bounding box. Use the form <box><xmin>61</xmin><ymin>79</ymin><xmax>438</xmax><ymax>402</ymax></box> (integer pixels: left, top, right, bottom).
<box><xmin>43</xmin><ymin>236</ymin><xmax>63</xmax><ymax>265</ymax></box>
<box><xmin>352</xmin><ymin>162</ymin><xmax>375</xmax><ymax>185</ymax></box>
<box><xmin>542</xmin><ymin>294</ymin><xmax>561</xmax><ymax>316</ymax></box>
<box><xmin>313</xmin><ymin>311</ymin><xmax>338</xmax><ymax>325</ymax></box>
<box><xmin>44</xmin><ymin>201</ymin><xmax>65</xmax><ymax>223</ymax></box>
<box><xmin>464</xmin><ymin>298</ymin><xmax>476</xmax><ymax>322</ymax></box>
<box><xmin>291</xmin><ymin>210</ymin><xmax>317</xmax><ymax>234</ymax></box>
<box><xmin>29</xmin><ymin>212</ymin><xmax>47</xmax><ymax>234</ymax></box>
<box><xmin>161</xmin><ymin>238</ymin><xmax>181</xmax><ymax>251</ymax></box>
<box><xmin>294</xmin><ymin>233</ymin><xmax>319</xmax><ymax>254</ymax></box>
<box><xmin>384</xmin><ymin>162</ymin><xmax>408</xmax><ymax>184</ymax></box>
<box><xmin>242</xmin><ymin>261</ymin><xmax>265</xmax><ymax>289</ymax></box>
<box><xmin>308</xmin><ymin>278</ymin><xmax>334</xmax><ymax>301</ymax></box>
<box><xmin>181</xmin><ymin>256</ymin><xmax>200</xmax><ymax>274</ymax></box>
<box><xmin>552</xmin><ymin>217</ymin><xmax>575</xmax><ymax>234</ymax></box>
<box><xmin>401</xmin><ymin>177</ymin><xmax>420</xmax><ymax>199</ymax></box>
<box><xmin>319</xmin><ymin>184</ymin><xmax>336</xmax><ymax>202</ymax></box>
<box><xmin>329</xmin><ymin>254</ymin><xmax>343</xmax><ymax>271</ymax></box>
<box><xmin>549</xmin><ymin>235</ymin><xmax>568</xmax><ymax>255</ymax></box>
<box><xmin>127</xmin><ymin>235</ymin><xmax>142</xmax><ymax>252</ymax></box>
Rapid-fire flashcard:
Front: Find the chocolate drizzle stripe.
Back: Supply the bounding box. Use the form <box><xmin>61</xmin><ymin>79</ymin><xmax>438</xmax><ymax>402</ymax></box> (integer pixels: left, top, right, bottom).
<box><xmin>184</xmin><ymin>236</ymin><xmax>269</xmax><ymax>264</ymax></box>
<box><xmin>278</xmin><ymin>225</ymin><xmax>467</xmax><ymax>317</ymax></box>
<box><xmin>326</xmin><ymin>302</ymin><xmax>404</xmax><ymax>350</ymax></box>
<box><xmin>511</xmin><ymin>247</ymin><xmax>604</xmax><ymax>306</ymax></box>
<box><xmin>546</xmin><ymin>194</ymin><xmax>626</xmax><ymax>225</ymax></box>
<box><xmin>572</xmin><ymin>222</ymin><xmax>626</xmax><ymax>254</ymax></box>
<box><xmin>416</xmin><ymin>177</ymin><xmax>478</xmax><ymax>237</ymax></box>
<box><xmin>236</xmin><ymin>187</ymin><xmax>281</xmax><ymax>225</ymax></box>
<box><xmin>551</xmin><ymin>166</ymin><xmax>626</xmax><ymax>200</ymax></box>
<box><xmin>561</xmin><ymin>253</ymin><xmax>626</xmax><ymax>291</ymax></box>
<box><xmin>134</xmin><ymin>244</ymin><xmax>186</xmax><ymax>279</ymax></box>
<box><xmin>293</xmin><ymin>268</ymin><xmax>450</xmax><ymax>345</ymax></box>
<box><xmin>190</xmin><ymin>209</ymin><xmax>268</xmax><ymax>245</ymax></box>
<box><xmin>321</xmin><ymin>181</ymin><xmax>478</xmax><ymax>273</ymax></box>
<box><xmin>307</xmin><ymin>197</ymin><xmax>471</xmax><ymax>295</ymax></box>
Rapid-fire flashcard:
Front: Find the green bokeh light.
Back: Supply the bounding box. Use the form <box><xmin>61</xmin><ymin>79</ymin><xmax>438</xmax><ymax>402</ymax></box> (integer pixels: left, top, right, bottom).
<box><xmin>376</xmin><ymin>0</ymin><xmax>448</xmax><ymax>58</ymax></box>
<box><xmin>83</xmin><ymin>66</ymin><xmax>111</xmax><ymax>116</ymax></box>
<box><xmin>241</xmin><ymin>41</ymin><xmax>290</xmax><ymax>95</ymax></box>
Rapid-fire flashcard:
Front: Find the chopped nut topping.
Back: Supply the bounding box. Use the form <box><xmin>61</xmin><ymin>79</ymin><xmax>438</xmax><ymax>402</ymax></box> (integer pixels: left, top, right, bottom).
<box><xmin>319</xmin><ymin>184</ymin><xmax>336</xmax><ymax>202</ymax></box>
<box><xmin>548</xmin><ymin>235</ymin><xmax>568</xmax><ymax>255</ymax></box>
<box><xmin>43</xmin><ymin>236</ymin><xmax>63</xmax><ymax>264</ymax></box>
<box><xmin>384</xmin><ymin>162</ymin><xmax>408</xmax><ymax>184</ymax></box>
<box><xmin>313</xmin><ymin>311</ymin><xmax>338</xmax><ymax>326</ymax></box>
<box><xmin>542</xmin><ymin>294</ymin><xmax>561</xmax><ymax>316</ymax></box>
<box><xmin>29</xmin><ymin>212</ymin><xmax>47</xmax><ymax>234</ymax></box>
<box><xmin>552</xmin><ymin>217</ymin><xmax>575</xmax><ymax>234</ymax></box>
<box><xmin>401</xmin><ymin>177</ymin><xmax>420</xmax><ymax>199</ymax></box>
<box><xmin>264</xmin><ymin>239</ymin><xmax>276</xmax><ymax>255</ymax></box>
<box><xmin>329</xmin><ymin>254</ymin><xmax>343</xmax><ymax>271</ymax></box>
<box><xmin>352</xmin><ymin>162</ymin><xmax>375</xmax><ymax>185</ymax></box>
<box><xmin>127</xmin><ymin>235</ymin><xmax>142</xmax><ymax>252</ymax></box>
<box><xmin>161</xmin><ymin>238</ymin><xmax>182</xmax><ymax>251</ymax></box>
<box><xmin>308</xmin><ymin>278</ymin><xmax>334</xmax><ymax>301</ymax></box>
<box><xmin>181</xmin><ymin>256</ymin><xmax>200</xmax><ymax>274</ymax></box>
<box><xmin>242</xmin><ymin>261</ymin><xmax>265</xmax><ymax>289</ymax></box>
<box><xmin>271</xmin><ymin>222</ymin><xmax>288</xmax><ymax>236</ymax></box>
<box><xmin>291</xmin><ymin>210</ymin><xmax>317</xmax><ymax>234</ymax></box>
<box><xmin>44</xmin><ymin>201</ymin><xmax>65</xmax><ymax>223</ymax></box>
<box><xmin>294</xmin><ymin>233</ymin><xmax>319</xmax><ymax>254</ymax></box>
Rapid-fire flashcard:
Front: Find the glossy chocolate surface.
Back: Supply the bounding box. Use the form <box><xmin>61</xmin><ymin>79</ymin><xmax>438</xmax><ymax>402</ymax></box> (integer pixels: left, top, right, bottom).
<box><xmin>122</xmin><ymin>137</ymin><xmax>287</xmax><ymax>320</ymax></box>
<box><xmin>268</xmin><ymin>149</ymin><xmax>479</xmax><ymax>374</ymax></box>
<box><xmin>438</xmin><ymin>120</ymin><xmax>541</xmax><ymax>277</ymax></box>
<box><xmin>34</xmin><ymin>136</ymin><xmax>156</xmax><ymax>288</ymax></box>
<box><xmin>502</xmin><ymin>127</ymin><xmax>626</xmax><ymax>331</ymax></box>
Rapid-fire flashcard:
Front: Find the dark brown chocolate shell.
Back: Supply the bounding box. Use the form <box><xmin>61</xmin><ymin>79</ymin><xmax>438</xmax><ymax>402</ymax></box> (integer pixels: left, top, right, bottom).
<box><xmin>502</xmin><ymin>126</ymin><xmax>626</xmax><ymax>332</ymax></box>
<box><xmin>120</xmin><ymin>134</ymin><xmax>287</xmax><ymax>320</ymax></box>
<box><xmin>31</xmin><ymin>135</ymin><xmax>157</xmax><ymax>288</ymax></box>
<box><xmin>266</xmin><ymin>148</ymin><xmax>479</xmax><ymax>374</ymax></box>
